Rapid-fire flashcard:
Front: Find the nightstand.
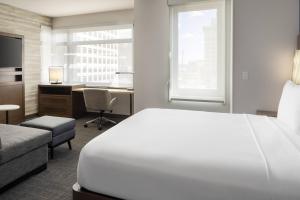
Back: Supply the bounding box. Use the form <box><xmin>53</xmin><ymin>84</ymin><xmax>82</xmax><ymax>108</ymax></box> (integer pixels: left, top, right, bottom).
<box><xmin>256</xmin><ymin>110</ymin><xmax>277</xmax><ymax>117</ymax></box>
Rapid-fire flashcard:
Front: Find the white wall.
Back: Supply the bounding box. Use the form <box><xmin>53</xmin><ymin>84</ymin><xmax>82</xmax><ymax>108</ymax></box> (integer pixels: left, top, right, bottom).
<box><xmin>232</xmin><ymin>0</ymin><xmax>298</xmax><ymax>113</ymax></box>
<box><xmin>134</xmin><ymin>0</ymin><xmax>171</xmax><ymax>112</ymax></box>
<box><xmin>134</xmin><ymin>0</ymin><xmax>299</xmax><ymax>114</ymax></box>
<box><xmin>52</xmin><ymin>9</ymin><xmax>134</xmax><ymax>29</ymax></box>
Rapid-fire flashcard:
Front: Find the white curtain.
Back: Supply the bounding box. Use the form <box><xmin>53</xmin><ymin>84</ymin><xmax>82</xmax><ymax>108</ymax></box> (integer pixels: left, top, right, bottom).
<box><xmin>52</xmin><ymin>25</ymin><xmax>133</xmax><ymax>87</ymax></box>
<box><xmin>40</xmin><ymin>25</ymin><xmax>52</xmax><ymax>83</ymax></box>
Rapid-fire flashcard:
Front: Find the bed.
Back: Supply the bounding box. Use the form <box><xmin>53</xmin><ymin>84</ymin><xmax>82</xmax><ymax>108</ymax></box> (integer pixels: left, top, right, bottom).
<box><xmin>74</xmin><ymin>81</ymin><xmax>300</xmax><ymax>200</ymax></box>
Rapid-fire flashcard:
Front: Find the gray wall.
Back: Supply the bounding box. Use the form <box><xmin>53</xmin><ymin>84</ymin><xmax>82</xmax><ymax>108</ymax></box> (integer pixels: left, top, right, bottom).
<box><xmin>134</xmin><ymin>0</ymin><xmax>299</xmax><ymax>114</ymax></box>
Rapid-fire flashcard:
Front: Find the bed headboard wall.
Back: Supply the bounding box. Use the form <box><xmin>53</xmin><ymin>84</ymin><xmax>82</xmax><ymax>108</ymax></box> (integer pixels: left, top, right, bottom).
<box><xmin>298</xmin><ymin>0</ymin><xmax>300</xmax><ymax>49</ymax></box>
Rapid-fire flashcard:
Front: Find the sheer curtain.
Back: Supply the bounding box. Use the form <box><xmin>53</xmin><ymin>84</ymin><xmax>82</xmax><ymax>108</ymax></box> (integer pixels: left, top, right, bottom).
<box><xmin>40</xmin><ymin>25</ymin><xmax>52</xmax><ymax>83</ymax></box>
<box><xmin>52</xmin><ymin>25</ymin><xmax>134</xmax><ymax>88</ymax></box>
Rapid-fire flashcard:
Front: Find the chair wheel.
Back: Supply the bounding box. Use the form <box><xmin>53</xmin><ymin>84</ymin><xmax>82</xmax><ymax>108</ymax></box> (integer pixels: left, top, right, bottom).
<box><xmin>84</xmin><ymin>124</ymin><xmax>88</xmax><ymax>128</ymax></box>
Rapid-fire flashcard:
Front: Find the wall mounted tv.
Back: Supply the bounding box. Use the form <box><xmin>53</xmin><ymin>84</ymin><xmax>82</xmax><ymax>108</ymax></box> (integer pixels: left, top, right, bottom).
<box><xmin>0</xmin><ymin>35</ymin><xmax>22</xmax><ymax>68</ymax></box>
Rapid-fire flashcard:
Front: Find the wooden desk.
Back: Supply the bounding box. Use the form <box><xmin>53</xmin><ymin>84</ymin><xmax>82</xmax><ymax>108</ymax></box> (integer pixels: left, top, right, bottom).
<box><xmin>72</xmin><ymin>88</ymin><xmax>134</xmax><ymax>117</ymax></box>
<box><xmin>38</xmin><ymin>84</ymin><xmax>134</xmax><ymax>118</ymax></box>
<box><xmin>38</xmin><ymin>84</ymin><xmax>85</xmax><ymax>117</ymax></box>
<box><xmin>72</xmin><ymin>88</ymin><xmax>134</xmax><ymax>94</ymax></box>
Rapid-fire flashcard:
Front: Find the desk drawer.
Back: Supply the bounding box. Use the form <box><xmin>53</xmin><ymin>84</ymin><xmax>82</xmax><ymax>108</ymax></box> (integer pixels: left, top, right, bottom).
<box><xmin>39</xmin><ymin>94</ymin><xmax>72</xmax><ymax>117</ymax></box>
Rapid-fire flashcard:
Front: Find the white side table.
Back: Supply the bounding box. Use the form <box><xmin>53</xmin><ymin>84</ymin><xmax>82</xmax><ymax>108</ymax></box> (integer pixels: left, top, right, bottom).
<box><xmin>0</xmin><ymin>105</ymin><xmax>20</xmax><ymax>124</ymax></box>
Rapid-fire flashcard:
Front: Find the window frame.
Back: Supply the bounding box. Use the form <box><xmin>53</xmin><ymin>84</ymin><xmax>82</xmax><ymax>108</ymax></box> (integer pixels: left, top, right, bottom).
<box><xmin>169</xmin><ymin>0</ymin><xmax>227</xmax><ymax>103</ymax></box>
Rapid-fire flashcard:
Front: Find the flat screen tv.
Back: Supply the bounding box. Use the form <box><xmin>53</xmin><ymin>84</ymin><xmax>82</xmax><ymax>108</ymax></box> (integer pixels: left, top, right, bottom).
<box><xmin>0</xmin><ymin>35</ymin><xmax>22</xmax><ymax>68</ymax></box>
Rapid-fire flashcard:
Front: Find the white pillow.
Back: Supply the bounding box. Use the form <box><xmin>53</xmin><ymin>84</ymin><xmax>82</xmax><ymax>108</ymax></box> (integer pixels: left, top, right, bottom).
<box><xmin>277</xmin><ymin>80</ymin><xmax>300</xmax><ymax>134</ymax></box>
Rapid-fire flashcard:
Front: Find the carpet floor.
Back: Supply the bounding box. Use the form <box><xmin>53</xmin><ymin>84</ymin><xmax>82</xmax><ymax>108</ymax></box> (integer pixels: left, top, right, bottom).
<box><xmin>0</xmin><ymin>116</ymin><xmax>125</xmax><ymax>200</ymax></box>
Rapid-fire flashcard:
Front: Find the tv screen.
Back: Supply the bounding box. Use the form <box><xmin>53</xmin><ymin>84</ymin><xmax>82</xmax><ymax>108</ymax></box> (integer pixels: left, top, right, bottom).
<box><xmin>0</xmin><ymin>35</ymin><xmax>22</xmax><ymax>68</ymax></box>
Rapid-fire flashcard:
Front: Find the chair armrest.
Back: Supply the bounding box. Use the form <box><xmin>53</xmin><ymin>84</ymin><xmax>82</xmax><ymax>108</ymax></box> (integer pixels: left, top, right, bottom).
<box><xmin>108</xmin><ymin>97</ymin><xmax>117</xmax><ymax>110</ymax></box>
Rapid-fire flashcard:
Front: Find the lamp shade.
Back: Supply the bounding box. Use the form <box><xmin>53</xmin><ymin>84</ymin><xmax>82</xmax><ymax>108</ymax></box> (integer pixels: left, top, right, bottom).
<box><xmin>49</xmin><ymin>66</ymin><xmax>63</xmax><ymax>84</ymax></box>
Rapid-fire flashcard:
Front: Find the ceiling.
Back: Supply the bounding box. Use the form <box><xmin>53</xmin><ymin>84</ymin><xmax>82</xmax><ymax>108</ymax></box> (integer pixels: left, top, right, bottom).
<box><xmin>0</xmin><ymin>0</ymin><xmax>134</xmax><ymax>17</ymax></box>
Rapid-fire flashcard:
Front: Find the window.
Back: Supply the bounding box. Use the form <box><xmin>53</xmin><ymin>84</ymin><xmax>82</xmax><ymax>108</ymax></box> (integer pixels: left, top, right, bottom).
<box><xmin>51</xmin><ymin>25</ymin><xmax>133</xmax><ymax>88</ymax></box>
<box><xmin>169</xmin><ymin>0</ymin><xmax>226</xmax><ymax>102</ymax></box>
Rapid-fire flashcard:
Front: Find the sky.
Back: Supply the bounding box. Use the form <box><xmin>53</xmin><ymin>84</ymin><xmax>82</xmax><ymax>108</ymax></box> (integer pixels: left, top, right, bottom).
<box><xmin>178</xmin><ymin>9</ymin><xmax>217</xmax><ymax>65</ymax></box>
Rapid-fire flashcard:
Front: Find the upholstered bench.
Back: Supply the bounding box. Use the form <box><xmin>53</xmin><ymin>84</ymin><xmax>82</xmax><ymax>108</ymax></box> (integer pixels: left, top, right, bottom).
<box><xmin>21</xmin><ymin>116</ymin><xmax>76</xmax><ymax>158</ymax></box>
<box><xmin>0</xmin><ymin>124</ymin><xmax>51</xmax><ymax>191</ymax></box>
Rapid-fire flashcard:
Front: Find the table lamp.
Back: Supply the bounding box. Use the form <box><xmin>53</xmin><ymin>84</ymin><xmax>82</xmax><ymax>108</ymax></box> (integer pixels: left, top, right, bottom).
<box><xmin>292</xmin><ymin>50</ymin><xmax>300</xmax><ymax>84</ymax></box>
<box><xmin>49</xmin><ymin>66</ymin><xmax>63</xmax><ymax>84</ymax></box>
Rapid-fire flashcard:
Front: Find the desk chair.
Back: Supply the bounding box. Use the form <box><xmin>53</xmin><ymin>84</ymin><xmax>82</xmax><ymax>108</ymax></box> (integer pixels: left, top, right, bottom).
<box><xmin>83</xmin><ymin>89</ymin><xmax>117</xmax><ymax>130</ymax></box>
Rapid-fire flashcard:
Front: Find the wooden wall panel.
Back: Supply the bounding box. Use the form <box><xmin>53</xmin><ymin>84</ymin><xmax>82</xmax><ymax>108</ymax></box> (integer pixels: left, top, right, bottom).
<box><xmin>0</xmin><ymin>84</ymin><xmax>25</xmax><ymax>124</ymax></box>
<box><xmin>0</xmin><ymin>3</ymin><xmax>51</xmax><ymax>115</ymax></box>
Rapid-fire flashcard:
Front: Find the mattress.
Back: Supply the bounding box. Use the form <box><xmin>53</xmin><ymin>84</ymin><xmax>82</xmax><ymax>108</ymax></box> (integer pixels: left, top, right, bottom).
<box><xmin>77</xmin><ymin>108</ymin><xmax>300</xmax><ymax>200</ymax></box>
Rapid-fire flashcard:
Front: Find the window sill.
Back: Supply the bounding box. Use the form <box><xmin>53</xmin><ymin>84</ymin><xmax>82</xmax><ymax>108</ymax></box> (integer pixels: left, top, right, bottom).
<box><xmin>168</xmin><ymin>98</ymin><xmax>230</xmax><ymax>113</ymax></box>
<box><xmin>169</xmin><ymin>98</ymin><xmax>225</xmax><ymax>104</ymax></box>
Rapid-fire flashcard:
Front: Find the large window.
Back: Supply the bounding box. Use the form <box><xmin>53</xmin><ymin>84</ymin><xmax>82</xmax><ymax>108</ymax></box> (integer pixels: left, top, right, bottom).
<box><xmin>51</xmin><ymin>25</ymin><xmax>133</xmax><ymax>88</ymax></box>
<box><xmin>169</xmin><ymin>0</ymin><xmax>226</xmax><ymax>102</ymax></box>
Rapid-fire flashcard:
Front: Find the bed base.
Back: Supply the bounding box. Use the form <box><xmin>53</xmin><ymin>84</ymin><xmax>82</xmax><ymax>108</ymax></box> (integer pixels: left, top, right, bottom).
<box><xmin>73</xmin><ymin>183</ymin><xmax>123</xmax><ymax>200</ymax></box>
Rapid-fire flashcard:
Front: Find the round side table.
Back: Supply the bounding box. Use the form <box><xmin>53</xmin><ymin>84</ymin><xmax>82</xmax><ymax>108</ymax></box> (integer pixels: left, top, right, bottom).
<box><xmin>0</xmin><ymin>105</ymin><xmax>20</xmax><ymax>124</ymax></box>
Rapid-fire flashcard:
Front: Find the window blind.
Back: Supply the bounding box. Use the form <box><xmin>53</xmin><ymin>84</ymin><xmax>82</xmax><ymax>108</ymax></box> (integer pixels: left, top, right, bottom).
<box><xmin>51</xmin><ymin>25</ymin><xmax>134</xmax><ymax>88</ymax></box>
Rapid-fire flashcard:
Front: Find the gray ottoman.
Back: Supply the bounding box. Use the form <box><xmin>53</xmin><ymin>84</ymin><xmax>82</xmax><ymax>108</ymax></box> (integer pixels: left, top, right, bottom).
<box><xmin>21</xmin><ymin>116</ymin><xmax>76</xmax><ymax>158</ymax></box>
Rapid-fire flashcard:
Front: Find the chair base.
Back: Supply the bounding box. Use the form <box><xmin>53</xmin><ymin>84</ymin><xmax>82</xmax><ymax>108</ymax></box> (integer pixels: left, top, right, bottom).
<box><xmin>84</xmin><ymin>112</ymin><xmax>117</xmax><ymax>130</ymax></box>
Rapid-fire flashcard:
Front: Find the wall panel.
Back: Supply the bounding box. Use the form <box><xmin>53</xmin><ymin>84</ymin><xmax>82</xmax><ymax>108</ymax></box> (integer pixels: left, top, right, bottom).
<box><xmin>0</xmin><ymin>3</ymin><xmax>51</xmax><ymax>115</ymax></box>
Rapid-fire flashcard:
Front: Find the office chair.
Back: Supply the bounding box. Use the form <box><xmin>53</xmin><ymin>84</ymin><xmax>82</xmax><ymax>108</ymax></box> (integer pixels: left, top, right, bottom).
<box><xmin>83</xmin><ymin>89</ymin><xmax>118</xmax><ymax>130</ymax></box>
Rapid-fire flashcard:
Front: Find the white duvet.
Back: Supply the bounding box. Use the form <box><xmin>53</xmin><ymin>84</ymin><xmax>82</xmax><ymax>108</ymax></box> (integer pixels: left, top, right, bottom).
<box><xmin>78</xmin><ymin>108</ymin><xmax>300</xmax><ymax>200</ymax></box>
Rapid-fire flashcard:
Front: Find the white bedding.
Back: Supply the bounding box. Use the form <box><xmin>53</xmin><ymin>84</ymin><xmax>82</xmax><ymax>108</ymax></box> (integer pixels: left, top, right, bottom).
<box><xmin>78</xmin><ymin>108</ymin><xmax>300</xmax><ymax>200</ymax></box>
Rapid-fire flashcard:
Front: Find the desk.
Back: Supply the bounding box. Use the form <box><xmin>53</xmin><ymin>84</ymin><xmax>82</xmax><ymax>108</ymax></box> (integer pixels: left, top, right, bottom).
<box><xmin>38</xmin><ymin>84</ymin><xmax>85</xmax><ymax>118</ymax></box>
<box><xmin>72</xmin><ymin>88</ymin><xmax>134</xmax><ymax>116</ymax></box>
<box><xmin>38</xmin><ymin>84</ymin><xmax>134</xmax><ymax>118</ymax></box>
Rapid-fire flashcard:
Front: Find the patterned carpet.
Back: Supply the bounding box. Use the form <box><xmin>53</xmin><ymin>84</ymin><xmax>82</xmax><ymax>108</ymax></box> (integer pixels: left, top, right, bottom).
<box><xmin>0</xmin><ymin>115</ymin><xmax>125</xmax><ymax>200</ymax></box>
